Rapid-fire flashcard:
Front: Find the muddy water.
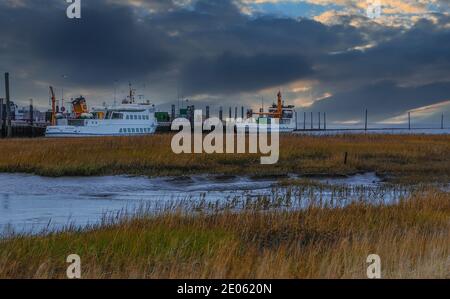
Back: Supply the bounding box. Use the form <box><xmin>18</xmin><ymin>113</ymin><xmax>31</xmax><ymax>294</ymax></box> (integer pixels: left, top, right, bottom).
<box><xmin>0</xmin><ymin>172</ymin><xmax>404</xmax><ymax>235</ymax></box>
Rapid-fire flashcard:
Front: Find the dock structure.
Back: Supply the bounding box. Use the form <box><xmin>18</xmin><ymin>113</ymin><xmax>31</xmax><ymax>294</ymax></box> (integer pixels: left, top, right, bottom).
<box><xmin>295</xmin><ymin>111</ymin><xmax>328</xmax><ymax>131</ymax></box>
<box><xmin>0</xmin><ymin>72</ymin><xmax>46</xmax><ymax>138</ymax></box>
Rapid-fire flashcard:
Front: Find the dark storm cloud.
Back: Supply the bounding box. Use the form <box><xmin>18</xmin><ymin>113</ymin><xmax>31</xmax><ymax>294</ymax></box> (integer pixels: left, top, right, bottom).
<box><xmin>0</xmin><ymin>0</ymin><xmax>449</xmax><ymax>122</ymax></box>
<box><xmin>152</xmin><ymin>2</ymin><xmax>365</xmax><ymax>94</ymax></box>
<box><xmin>316</xmin><ymin>16</ymin><xmax>450</xmax><ymax>85</ymax></box>
<box><xmin>0</xmin><ymin>0</ymin><xmax>366</xmax><ymax>93</ymax></box>
<box><xmin>0</xmin><ymin>0</ymin><xmax>172</xmax><ymax>86</ymax></box>
<box><xmin>307</xmin><ymin>14</ymin><xmax>450</xmax><ymax>119</ymax></box>
<box><xmin>181</xmin><ymin>52</ymin><xmax>313</xmax><ymax>94</ymax></box>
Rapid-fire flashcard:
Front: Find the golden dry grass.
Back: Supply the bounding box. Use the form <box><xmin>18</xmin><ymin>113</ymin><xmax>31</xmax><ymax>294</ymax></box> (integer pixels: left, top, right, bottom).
<box><xmin>0</xmin><ymin>134</ymin><xmax>448</xmax><ymax>279</ymax></box>
<box><xmin>0</xmin><ymin>134</ymin><xmax>449</xmax><ymax>183</ymax></box>
<box><xmin>0</xmin><ymin>191</ymin><xmax>448</xmax><ymax>279</ymax></box>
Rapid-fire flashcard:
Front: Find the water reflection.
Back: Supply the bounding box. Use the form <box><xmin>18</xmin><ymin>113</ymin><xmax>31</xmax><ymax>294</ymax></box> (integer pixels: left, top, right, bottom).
<box><xmin>1</xmin><ymin>193</ymin><xmax>10</xmax><ymax>210</ymax></box>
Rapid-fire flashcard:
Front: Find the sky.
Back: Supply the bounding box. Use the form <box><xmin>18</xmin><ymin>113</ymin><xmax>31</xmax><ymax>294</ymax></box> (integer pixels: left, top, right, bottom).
<box><xmin>0</xmin><ymin>0</ymin><xmax>449</xmax><ymax>126</ymax></box>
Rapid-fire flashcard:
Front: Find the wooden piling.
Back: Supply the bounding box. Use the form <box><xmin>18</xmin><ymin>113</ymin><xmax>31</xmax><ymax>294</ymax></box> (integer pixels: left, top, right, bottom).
<box><xmin>29</xmin><ymin>98</ymin><xmax>34</xmax><ymax>138</ymax></box>
<box><xmin>171</xmin><ymin>104</ymin><xmax>176</xmax><ymax>120</ymax></box>
<box><xmin>29</xmin><ymin>99</ymin><xmax>34</xmax><ymax>125</ymax></box>
<box><xmin>318</xmin><ymin>112</ymin><xmax>321</xmax><ymax>130</ymax></box>
<box><xmin>364</xmin><ymin>109</ymin><xmax>368</xmax><ymax>131</ymax></box>
<box><xmin>408</xmin><ymin>112</ymin><xmax>411</xmax><ymax>130</ymax></box>
<box><xmin>0</xmin><ymin>98</ymin><xmax>3</xmax><ymax>137</ymax></box>
<box><xmin>303</xmin><ymin>112</ymin><xmax>306</xmax><ymax>130</ymax></box>
<box><xmin>5</xmin><ymin>73</ymin><xmax>12</xmax><ymax>138</ymax></box>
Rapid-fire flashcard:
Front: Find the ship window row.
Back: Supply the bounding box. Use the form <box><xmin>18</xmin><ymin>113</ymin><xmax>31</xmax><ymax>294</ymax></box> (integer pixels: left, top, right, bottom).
<box><xmin>125</xmin><ymin>114</ymin><xmax>150</xmax><ymax>120</ymax></box>
<box><xmin>112</xmin><ymin>113</ymin><xmax>124</xmax><ymax>119</ymax></box>
<box><xmin>119</xmin><ymin>128</ymin><xmax>151</xmax><ymax>133</ymax></box>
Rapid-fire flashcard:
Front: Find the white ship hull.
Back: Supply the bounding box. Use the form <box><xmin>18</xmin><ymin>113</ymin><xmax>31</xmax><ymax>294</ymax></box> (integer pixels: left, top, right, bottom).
<box><xmin>235</xmin><ymin>123</ymin><xmax>296</xmax><ymax>133</ymax></box>
<box><xmin>45</xmin><ymin>126</ymin><xmax>157</xmax><ymax>137</ymax></box>
<box><xmin>235</xmin><ymin>113</ymin><xmax>297</xmax><ymax>133</ymax></box>
<box><xmin>46</xmin><ymin>103</ymin><xmax>157</xmax><ymax>137</ymax></box>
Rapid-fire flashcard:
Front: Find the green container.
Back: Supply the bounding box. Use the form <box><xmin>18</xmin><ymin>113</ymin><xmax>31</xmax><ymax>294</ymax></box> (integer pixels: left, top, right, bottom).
<box><xmin>258</xmin><ymin>117</ymin><xmax>270</xmax><ymax>124</ymax></box>
<box><xmin>155</xmin><ymin>112</ymin><xmax>170</xmax><ymax>122</ymax></box>
<box><xmin>179</xmin><ymin>108</ymin><xmax>188</xmax><ymax>117</ymax></box>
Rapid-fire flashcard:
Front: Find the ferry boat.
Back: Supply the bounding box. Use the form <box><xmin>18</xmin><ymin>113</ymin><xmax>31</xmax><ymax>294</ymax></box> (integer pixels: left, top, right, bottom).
<box><xmin>45</xmin><ymin>85</ymin><xmax>157</xmax><ymax>137</ymax></box>
<box><xmin>237</xmin><ymin>92</ymin><xmax>297</xmax><ymax>133</ymax></box>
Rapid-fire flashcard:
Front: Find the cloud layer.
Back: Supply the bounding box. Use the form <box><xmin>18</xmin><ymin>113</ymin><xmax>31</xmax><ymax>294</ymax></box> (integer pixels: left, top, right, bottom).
<box><xmin>0</xmin><ymin>0</ymin><xmax>449</xmax><ymax>124</ymax></box>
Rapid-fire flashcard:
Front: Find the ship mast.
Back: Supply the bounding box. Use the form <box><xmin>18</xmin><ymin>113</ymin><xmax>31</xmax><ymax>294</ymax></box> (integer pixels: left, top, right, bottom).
<box><xmin>128</xmin><ymin>83</ymin><xmax>135</xmax><ymax>104</ymax></box>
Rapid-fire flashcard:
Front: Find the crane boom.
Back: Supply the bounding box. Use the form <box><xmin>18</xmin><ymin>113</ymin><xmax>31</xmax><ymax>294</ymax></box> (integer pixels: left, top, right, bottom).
<box><xmin>49</xmin><ymin>86</ymin><xmax>56</xmax><ymax>126</ymax></box>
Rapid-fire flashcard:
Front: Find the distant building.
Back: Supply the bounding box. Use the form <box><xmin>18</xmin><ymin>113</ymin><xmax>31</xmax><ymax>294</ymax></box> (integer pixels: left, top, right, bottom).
<box><xmin>1</xmin><ymin>99</ymin><xmax>47</xmax><ymax>123</ymax></box>
<box><xmin>15</xmin><ymin>106</ymin><xmax>46</xmax><ymax>123</ymax></box>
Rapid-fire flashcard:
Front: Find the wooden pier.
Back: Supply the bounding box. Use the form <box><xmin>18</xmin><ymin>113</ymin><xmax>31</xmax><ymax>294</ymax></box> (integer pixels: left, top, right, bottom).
<box><xmin>1</xmin><ymin>72</ymin><xmax>47</xmax><ymax>138</ymax></box>
<box><xmin>0</xmin><ymin>123</ymin><xmax>46</xmax><ymax>138</ymax></box>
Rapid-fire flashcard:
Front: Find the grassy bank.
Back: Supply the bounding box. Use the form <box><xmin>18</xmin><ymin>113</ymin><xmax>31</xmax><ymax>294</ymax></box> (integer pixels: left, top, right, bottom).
<box><xmin>0</xmin><ymin>134</ymin><xmax>449</xmax><ymax>183</ymax></box>
<box><xmin>0</xmin><ymin>190</ymin><xmax>448</xmax><ymax>278</ymax></box>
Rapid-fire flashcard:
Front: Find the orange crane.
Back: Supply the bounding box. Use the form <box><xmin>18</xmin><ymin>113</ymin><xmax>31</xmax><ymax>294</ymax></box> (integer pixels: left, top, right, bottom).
<box><xmin>252</xmin><ymin>91</ymin><xmax>283</xmax><ymax>118</ymax></box>
<box><xmin>49</xmin><ymin>86</ymin><xmax>56</xmax><ymax>126</ymax></box>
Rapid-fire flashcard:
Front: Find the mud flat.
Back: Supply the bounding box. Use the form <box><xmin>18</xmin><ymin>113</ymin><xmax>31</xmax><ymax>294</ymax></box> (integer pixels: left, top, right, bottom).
<box><xmin>1</xmin><ymin>172</ymin><xmax>444</xmax><ymax>235</ymax></box>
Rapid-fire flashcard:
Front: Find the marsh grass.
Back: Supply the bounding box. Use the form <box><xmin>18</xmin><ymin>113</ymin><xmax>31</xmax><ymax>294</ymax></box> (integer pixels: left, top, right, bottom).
<box><xmin>0</xmin><ymin>189</ymin><xmax>448</xmax><ymax>279</ymax></box>
<box><xmin>0</xmin><ymin>134</ymin><xmax>449</xmax><ymax>278</ymax></box>
<box><xmin>0</xmin><ymin>134</ymin><xmax>449</xmax><ymax>183</ymax></box>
